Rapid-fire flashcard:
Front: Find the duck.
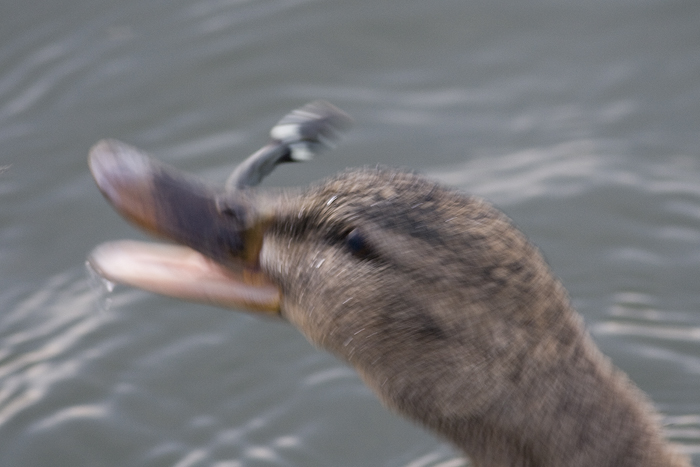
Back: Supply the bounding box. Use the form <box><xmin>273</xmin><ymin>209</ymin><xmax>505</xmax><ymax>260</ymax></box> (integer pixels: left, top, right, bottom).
<box><xmin>88</xmin><ymin>101</ymin><xmax>691</xmax><ymax>467</ymax></box>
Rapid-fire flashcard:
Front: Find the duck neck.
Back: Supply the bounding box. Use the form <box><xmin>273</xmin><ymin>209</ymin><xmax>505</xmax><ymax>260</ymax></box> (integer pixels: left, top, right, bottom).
<box><xmin>448</xmin><ymin>334</ymin><xmax>687</xmax><ymax>467</ymax></box>
<box><xmin>357</xmin><ymin>306</ymin><xmax>689</xmax><ymax>467</ymax></box>
<box><xmin>395</xmin><ymin>328</ymin><xmax>687</xmax><ymax>467</ymax></box>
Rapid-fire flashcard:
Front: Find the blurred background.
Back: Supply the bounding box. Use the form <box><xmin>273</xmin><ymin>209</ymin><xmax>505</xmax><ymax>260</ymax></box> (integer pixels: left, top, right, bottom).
<box><xmin>1</xmin><ymin>0</ymin><xmax>699</xmax><ymax>465</ymax></box>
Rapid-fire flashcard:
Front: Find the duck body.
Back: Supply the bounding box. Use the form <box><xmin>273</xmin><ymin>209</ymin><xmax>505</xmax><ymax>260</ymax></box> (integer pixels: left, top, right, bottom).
<box><xmin>88</xmin><ymin>102</ymin><xmax>691</xmax><ymax>467</ymax></box>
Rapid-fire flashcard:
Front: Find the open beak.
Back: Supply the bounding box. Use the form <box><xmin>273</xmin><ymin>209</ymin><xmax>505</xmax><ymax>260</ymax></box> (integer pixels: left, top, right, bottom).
<box><xmin>87</xmin><ymin>139</ymin><xmax>280</xmax><ymax>313</ymax></box>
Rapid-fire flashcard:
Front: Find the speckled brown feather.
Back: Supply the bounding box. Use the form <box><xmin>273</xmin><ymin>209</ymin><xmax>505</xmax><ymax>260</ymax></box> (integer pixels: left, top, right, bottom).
<box><xmin>257</xmin><ymin>167</ymin><xmax>689</xmax><ymax>467</ymax></box>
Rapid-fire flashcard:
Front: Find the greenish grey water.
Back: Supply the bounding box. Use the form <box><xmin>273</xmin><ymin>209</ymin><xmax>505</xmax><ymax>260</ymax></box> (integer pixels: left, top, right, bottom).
<box><xmin>1</xmin><ymin>0</ymin><xmax>699</xmax><ymax>465</ymax></box>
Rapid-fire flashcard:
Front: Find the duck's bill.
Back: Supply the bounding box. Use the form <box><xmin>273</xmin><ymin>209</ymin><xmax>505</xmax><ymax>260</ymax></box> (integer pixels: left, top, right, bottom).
<box><xmin>89</xmin><ymin>241</ymin><xmax>280</xmax><ymax>312</ymax></box>
<box><xmin>89</xmin><ymin>139</ymin><xmax>255</xmax><ymax>262</ymax></box>
<box><xmin>88</xmin><ymin>139</ymin><xmax>280</xmax><ymax>313</ymax></box>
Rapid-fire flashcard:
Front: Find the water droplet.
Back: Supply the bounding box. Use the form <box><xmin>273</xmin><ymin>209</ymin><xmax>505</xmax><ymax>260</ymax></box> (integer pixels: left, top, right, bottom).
<box><xmin>85</xmin><ymin>260</ymin><xmax>116</xmax><ymax>312</ymax></box>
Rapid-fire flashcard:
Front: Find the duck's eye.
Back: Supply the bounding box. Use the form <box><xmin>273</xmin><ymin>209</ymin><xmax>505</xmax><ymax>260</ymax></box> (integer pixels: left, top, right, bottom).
<box><xmin>345</xmin><ymin>228</ymin><xmax>373</xmax><ymax>259</ymax></box>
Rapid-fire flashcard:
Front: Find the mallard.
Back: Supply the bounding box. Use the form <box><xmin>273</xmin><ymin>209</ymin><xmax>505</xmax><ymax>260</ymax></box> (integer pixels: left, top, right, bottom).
<box><xmin>88</xmin><ymin>102</ymin><xmax>691</xmax><ymax>467</ymax></box>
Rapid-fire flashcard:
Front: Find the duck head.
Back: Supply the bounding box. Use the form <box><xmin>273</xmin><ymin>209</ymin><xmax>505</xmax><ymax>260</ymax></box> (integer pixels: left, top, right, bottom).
<box><xmin>88</xmin><ymin>103</ymin><xmax>690</xmax><ymax>467</ymax></box>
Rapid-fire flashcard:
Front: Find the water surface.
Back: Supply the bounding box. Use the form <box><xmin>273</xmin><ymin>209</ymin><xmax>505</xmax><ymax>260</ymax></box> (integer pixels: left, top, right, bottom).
<box><xmin>1</xmin><ymin>0</ymin><xmax>699</xmax><ymax>465</ymax></box>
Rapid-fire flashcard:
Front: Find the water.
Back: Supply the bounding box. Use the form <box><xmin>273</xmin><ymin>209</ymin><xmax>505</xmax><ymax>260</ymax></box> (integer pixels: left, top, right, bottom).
<box><xmin>1</xmin><ymin>0</ymin><xmax>699</xmax><ymax>465</ymax></box>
